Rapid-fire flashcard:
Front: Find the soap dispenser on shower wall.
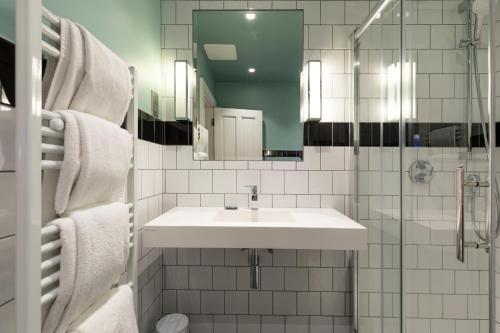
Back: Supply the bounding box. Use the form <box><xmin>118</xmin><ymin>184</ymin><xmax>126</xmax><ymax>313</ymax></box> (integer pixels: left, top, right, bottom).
<box><xmin>413</xmin><ymin>134</ymin><xmax>421</xmax><ymax>148</ymax></box>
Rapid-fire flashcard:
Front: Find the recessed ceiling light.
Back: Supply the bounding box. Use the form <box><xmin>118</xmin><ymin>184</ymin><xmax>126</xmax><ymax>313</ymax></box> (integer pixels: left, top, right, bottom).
<box><xmin>246</xmin><ymin>13</ymin><xmax>256</xmax><ymax>20</ymax></box>
<box><xmin>248</xmin><ymin>68</ymin><xmax>256</xmax><ymax>73</ymax></box>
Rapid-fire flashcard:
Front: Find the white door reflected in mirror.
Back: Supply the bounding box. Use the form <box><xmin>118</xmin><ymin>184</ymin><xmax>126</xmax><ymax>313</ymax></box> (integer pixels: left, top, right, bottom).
<box><xmin>213</xmin><ymin>108</ymin><xmax>262</xmax><ymax>160</ymax></box>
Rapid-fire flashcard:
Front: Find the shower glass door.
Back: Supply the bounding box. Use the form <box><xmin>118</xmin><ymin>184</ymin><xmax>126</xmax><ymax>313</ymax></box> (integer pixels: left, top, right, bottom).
<box><xmin>402</xmin><ymin>0</ymin><xmax>491</xmax><ymax>332</ymax></box>
<box><xmin>354</xmin><ymin>0</ymin><xmax>496</xmax><ymax>331</ymax></box>
<box><xmin>354</xmin><ymin>1</ymin><xmax>402</xmax><ymax>332</ymax></box>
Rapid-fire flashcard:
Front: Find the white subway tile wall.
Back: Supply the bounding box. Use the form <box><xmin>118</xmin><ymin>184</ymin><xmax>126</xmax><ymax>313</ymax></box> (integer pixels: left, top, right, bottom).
<box><xmin>157</xmin><ymin>2</ymin><xmax>362</xmax><ymax>328</ymax></box>
<box><xmin>358</xmin><ymin>146</ymin><xmax>491</xmax><ymax>332</ymax></box>
<box><xmin>137</xmin><ymin>140</ymin><xmax>165</xmax><ymax>332</ymax></box>
<box><xmin>0</xmin><ymin>108</ymin><xmax>16</xmax><ymax>332</ymax></box>
<box><xmin>3</xmin><ymin>0</ymin><xmax>498</xmax><ymax>332</ymax></box>
<box><xmin>355</xmin><ymin>0</ymin><xmax>495</xmax><ymax>330</ymax></box>
<box><xmin>158</xmin><ymin>143</ymin><xmax>354</xmax><ymax>333</ymax></box>
<box><xmin>159</xmin><ymin>0</ymin><xmax>354</xmax><ymax>123</ymax></box>
<box><xmin>162</xmin><ymin>145</ymin><xmax>353</xmax><ymax>212</ymax></box>
<box><xmin>356</xmin><ymin>3</ymin><xmax>491</xmax><ymax>124</ymax></box>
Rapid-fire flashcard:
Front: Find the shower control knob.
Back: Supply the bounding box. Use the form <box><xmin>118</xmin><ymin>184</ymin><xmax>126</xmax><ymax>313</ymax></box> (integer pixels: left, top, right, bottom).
<box><xmin>409</xmin><ymin>160</ymin><xmax>434</xmax><ymax>184</ymax></box>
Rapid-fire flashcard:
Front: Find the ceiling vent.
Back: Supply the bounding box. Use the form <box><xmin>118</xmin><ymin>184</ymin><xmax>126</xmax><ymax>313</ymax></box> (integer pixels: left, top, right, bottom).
<box><xmin>204</xmin><ymin>44</ymin><xmax>237</xmax><ymax>60</ymax></box>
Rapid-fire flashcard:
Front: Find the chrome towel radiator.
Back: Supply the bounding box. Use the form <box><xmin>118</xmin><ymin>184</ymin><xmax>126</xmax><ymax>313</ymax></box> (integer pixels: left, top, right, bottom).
<box><xmin>15</xmin><ymin>3</ymin><xmax>139</xmax><ymax>332</ymax></box>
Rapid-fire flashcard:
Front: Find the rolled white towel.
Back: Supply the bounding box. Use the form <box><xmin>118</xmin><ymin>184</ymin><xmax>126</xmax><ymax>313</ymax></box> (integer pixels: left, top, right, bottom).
<box><xmin>43</xmin><ymin>18</ymin><xmax>131</xmax><ymax>125</ymax></box>
<box><xmin>69</xmin><ymin>24</ymin><xmax>132</xmax><ymax>125</ymax></box>
<box><xmin>195</xmin><ymin>124</ymin><xmax>209</xmax><ymax>160</ymax></box>
<box><xmin>43</xmin><ymin>18</ymin><xmax>86</xmax><ymax>111</ymax></box>
<box><xmin>68</xmin><ymin>285</ymin><xmax>138</xmax><ymax>333</ymax></box>
<box><xmin>55</xmin><ymin>110</ymin><xmax>132</xmax><ymax>215</ymax></box>
<box><xmin>51</xmin><ymin>202</ymin><xmax>130</xmax><ymax>333</ymax></box>
<box><xmin>0</xmin><ymin>108</ymin><xmax>15</xmax><ymax>171</ymax></box>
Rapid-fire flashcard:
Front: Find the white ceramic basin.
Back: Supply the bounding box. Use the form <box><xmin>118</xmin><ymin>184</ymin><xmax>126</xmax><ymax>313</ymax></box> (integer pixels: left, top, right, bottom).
<box><xmin>143</xmin><ymin>207</ymin><xmax>367</xmax><ymax>250</ymax></box>
<box><xmin>214</xmin><ymin>209</ymin><xmax>294</xmax><ymax>223</ymax></box>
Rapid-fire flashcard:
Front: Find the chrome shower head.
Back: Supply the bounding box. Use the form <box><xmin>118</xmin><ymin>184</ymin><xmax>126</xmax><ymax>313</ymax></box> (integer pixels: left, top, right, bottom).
<box><xmin>472</xmin><ymin>0</ymin><xmax>488</xmax><ymax>38</ymax></box>
<box><xmin>458</xmin><ymin>0</ymin><xmax>470</xmax><ymax>14</ymax></box>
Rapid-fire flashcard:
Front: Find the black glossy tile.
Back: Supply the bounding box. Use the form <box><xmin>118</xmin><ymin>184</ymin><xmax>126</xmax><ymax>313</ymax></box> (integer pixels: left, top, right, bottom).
<box><xmin>405</xmin><ymin>122</ymin><xmax>429</xmax><ymax>147</ymax></box>
<box><xmin>263</xmin><ymin>150</ymin><xmax>303</xmax><ymax>159</ymax></box>
<box><xmin>359</xmin><ymin>123</ymin><xmax>380</xmax><ymax>147</ymax></box>
<box><xmin>429</xmin><ymin>123</ymin><xmax>464</xmax><ymax>148</ymax></box>
<box><xmin>154</xmin><ymin>119</ymin><xmax>164</xmax><ymax>144</ymax></box>
<box><xmin>382</xmin><ymin>123</ymin><xmax>399</xmax><ymax>147</ymax></box>
<box><xmin>138</xmin><ymin>117</ymin><xmax>500</xmax><ymax>148</ymax></box>
<box><xmin>0</xmin><ymin>36</ymin><xmax>15</xmax><ymax>107</ymax></box>
<box><xmin>140</xmin><ymin>111</ymin><xmax>156</xmax><ymax>143</ymax></box>
<box><xmin>332</xmin><ymin>123</ymin><xmax>351</xmax><ymax>146</ymax></box>
<box><xmin>471</xmin><ymin>123</ymin><xmax>488</xmax><ymax>148</ymax></box>
<box><xmin>164</xmin><ymin>121</ymin><xmax>192</xmax><ymax>145</ymax></box>
<box><xmin>304</xmin><ymin>122</ymin><xmax>333</xmax><ymax>146</ymax></box>
<box><xmin>496</xmin><ymin>123</ymin><xmax>500</xmax><ymax>147</ymax></box>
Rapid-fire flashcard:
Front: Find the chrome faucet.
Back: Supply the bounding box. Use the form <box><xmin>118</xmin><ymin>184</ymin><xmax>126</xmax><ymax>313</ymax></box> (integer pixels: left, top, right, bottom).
<box><xmin>245</xmin><ymin>185</ymin><xmax>259</xmax><ymax>287</ymax></box>
<box><xmin>246</xmin><ymin>185</ymin><xmax>258</xmax><ymax>210</ymax></box>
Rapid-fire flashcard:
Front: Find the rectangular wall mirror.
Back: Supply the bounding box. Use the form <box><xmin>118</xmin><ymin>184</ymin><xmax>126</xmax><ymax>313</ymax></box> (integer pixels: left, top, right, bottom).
<box><xmin>191</xmin><ymin>10</ymin><xmax>304</xmax><ymax>161</ymax></box>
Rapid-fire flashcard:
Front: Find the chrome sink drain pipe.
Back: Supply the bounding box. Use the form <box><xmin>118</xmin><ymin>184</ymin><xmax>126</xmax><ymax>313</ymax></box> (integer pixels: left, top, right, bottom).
<box><xmin>249</xmin><ymin>248</ymin><xmax>260</xmax><ymax>289</ymax></box>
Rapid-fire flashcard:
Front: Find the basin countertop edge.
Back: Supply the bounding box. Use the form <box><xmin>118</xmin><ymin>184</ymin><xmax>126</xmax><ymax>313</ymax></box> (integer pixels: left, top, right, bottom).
<box><xmin>143</xmin><ymin>207</ymin><xmax>367</xmax><ymax>250</ymax></box>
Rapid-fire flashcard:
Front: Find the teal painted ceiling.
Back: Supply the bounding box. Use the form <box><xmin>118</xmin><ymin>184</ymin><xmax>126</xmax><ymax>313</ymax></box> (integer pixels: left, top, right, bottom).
<box><xmin>193</xmin><ymin>10</ymin><xmax>303</xmax><ymax>82</ymax></box>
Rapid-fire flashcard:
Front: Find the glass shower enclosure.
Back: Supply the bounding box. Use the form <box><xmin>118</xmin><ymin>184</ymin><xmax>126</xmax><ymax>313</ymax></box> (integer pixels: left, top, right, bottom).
<box><xmin>351</xmin><ymin>0</ymin><xmax>497</xmax><ymax>332</ymax></box>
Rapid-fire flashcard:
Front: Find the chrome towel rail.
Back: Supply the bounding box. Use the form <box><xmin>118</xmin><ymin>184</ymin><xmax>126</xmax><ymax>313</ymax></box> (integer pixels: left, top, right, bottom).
<box><xmin>42</xmin><ymin>24</ymin><xmax>60</xmax><ymax>43</ymax></box>
<box><xmin>32</xmin><ymin>6</ymin><xmax>139</xmax><ymax>325</ymax></box>
<box><xmin>42</xmin><ymin>7</ymin><xmax>61</xmax><ymax>25</ymax></box>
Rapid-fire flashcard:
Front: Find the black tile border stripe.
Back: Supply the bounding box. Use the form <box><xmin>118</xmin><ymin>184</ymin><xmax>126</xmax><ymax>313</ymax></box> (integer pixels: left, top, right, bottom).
<box><xmin>139</xmin><ymin>110</ymin><xmax>497</xmax><ymax>148</ymax></box>
<box><xmin>263</xmin><ymin>150</ymin><xmax>303</xmax><ymax>159</ymax></box>
<box><xmin>139</xmin><ymin>110</ymin><xmax>192</xmax><ymax>146</ymax></box>
<box><xmin>0</xmin><ymin>36</ymin><xmax>15</xmax><ymax>107</ymax></box>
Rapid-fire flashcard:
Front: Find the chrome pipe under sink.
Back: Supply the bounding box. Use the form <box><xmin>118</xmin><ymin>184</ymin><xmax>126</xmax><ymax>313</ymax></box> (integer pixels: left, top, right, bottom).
<box><xmin>249</xmin><ymin>248</ymin><xmax>260</xmax><ymax>289</ymax></box>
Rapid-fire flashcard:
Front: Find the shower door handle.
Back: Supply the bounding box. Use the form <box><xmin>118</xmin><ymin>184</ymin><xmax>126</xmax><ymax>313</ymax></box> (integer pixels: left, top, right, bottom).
<box><xmin>456</xmin><ymin>165</ymin><xmax>465</xmax><ymax>262</ymax></box>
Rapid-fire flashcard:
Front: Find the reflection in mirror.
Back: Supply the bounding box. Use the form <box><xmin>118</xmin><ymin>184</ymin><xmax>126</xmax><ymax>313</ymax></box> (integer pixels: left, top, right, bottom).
<box><xmin>192</xmin><ymin>10</ymin><xmax>304</xmax><ymax>161</ymax></box>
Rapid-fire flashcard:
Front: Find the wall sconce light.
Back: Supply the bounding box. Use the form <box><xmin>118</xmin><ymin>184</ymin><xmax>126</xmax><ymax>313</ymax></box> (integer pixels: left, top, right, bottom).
<box><xmin>386</xmin><ymin>61</ymin><xmax>416</xmax><ymax>121</ymax></box>
<box><xmin>300</xmin><ymin>60</ymin><xmax>322</xmax><ymax>122</ymax></box>
<box><xmin>174</xmin><ymin>60</ymin><xmax>193</xmax><ymax>121</ymax></box>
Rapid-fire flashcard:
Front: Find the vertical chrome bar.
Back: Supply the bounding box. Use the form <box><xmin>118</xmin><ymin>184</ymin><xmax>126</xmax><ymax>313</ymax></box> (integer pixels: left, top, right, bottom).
<box><xmin>399</xmin><ymin>0</ymin><xmax>406</xmax><ymax>330</ymax></box>
<box><xmin>456</xmin><ymin>165</ymin><xmax>465</xmax><ymax>262</ymax></box>
<box><xmin>353</xmin><ymin>0</ymin><xmax>392</xmax><ymax>40</ymax></box>
<box><xmin>466</xmin><ymin>9</ymin><xmax>473</xmax><ymax>158</ymax></box>
<box><xmin>351</xmin><ymin>37</ymin><xmax>360</xmax><ymax>333</ymax></box>
<box><xmin>487</xmin><ymin>0</ymin><xmax>496</xmax><ymax>329</ymax></box>
<box><xmin>249</xmin><ymin>248</ymin><xmax>260</xmax><ymax>289</ymax></box>
<box><xmin>353</xmin><ymin>39</ymin><xmax>360</xmax><ymax>158</ymax></box>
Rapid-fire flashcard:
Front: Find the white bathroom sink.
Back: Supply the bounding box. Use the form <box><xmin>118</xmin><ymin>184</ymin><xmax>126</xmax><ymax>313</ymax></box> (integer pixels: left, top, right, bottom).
<box><xmin>143</xmin><ymin>207</ymin><xmax>367</xmax><ymax>250</ymax></box>
<box><xmin>214</xmin><ymin>209</ymin><xmax>294</xmax><ymax>223</ymax></box>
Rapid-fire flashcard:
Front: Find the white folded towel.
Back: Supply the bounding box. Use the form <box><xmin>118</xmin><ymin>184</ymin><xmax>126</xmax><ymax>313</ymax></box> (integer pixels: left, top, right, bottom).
<box><xmin>69</xmin><ymin>25</ymin><xmax>132</xmax><ymax>125</ymax></box>
<box><xmin>68</xmin><ymin>285</ymin><xmax>138</xmax><ymax>333</ymax></box>
<box><xmin>42</xmin><ymin>218</ymin><xmax>77</xmax><ymax>333</ymax></box>
<box><xmin>48</xmin><ymin>203</ymin><xmax>130</xmax><ymax>333</ymax></box>
<box><xmin>43</xmin><ymin>18</ymin><xmax>86</xmax><ymax>111</ymax></box>
<box><xmin>55</xmin><ymin>110</ymin><xmax>132</xmax><ymax>215</ymax></box>
<box><xmin>195</xmin><ymin>124</ymin><xmax>209</xmax><ymax>160</ymax></box>
<box><xmin>0</xmin><ymin>108</ymin><xmax>16</xmax><ymax>171</ymax></box>
<box><xmin>42</xmin><ymin>18</ymin><xmax>131</xmax><ymax>125</ymax></box>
